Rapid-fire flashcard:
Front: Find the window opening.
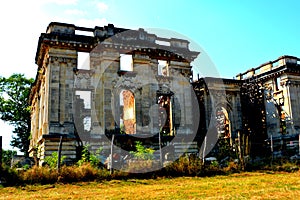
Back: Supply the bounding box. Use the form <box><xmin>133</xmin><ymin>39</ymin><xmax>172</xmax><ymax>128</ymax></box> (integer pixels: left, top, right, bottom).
<box><xmin>158</xmin><ymin>95</ymin><xmax>173</xmax><ymax>136</ymax></box>
<box><xmin>216</xmin><ymin>107</ymin><xmax>230</xmax><ymax>139</ymax></box>
<box><xmin>75</xmin><ymin>91</ymin><xmax>91</xmax><ymax>109</ymax></box>
<box><xmin>77</xmin><ymin>52</ymin><xmax>90</xmax><ymax>70</ymax></box>
<box><xmin>155</xmin><ymin>40</ymin><xmax>171</xmax><ymax>46</ymax></box>
<box><xmin>75</xmin><ymin>30</ymin><xmax>94</xmax><ymax>37</ymax></box>
<box><xmin>120</xmin><ymin>54</ymin><xmax>133</xmax><ymax>71</ymax></box>
<box><xmin>275</xmin><ymin>77</ymin><xmax>281</xmax><ymax>91</ymax></box>
<box><xmin>120</xmin><ymin>90</ymin><xmax>136</xmax><ymax>134</ymax></box>
<box><xmin>74</xmin><ymin>90</ymin><xmax>91</xmax><ymax>133</ymax></box>
<box><xmin>158</xmin><ymin>60</ymin><xmax>169</xmax><ymax>76</ymax></box>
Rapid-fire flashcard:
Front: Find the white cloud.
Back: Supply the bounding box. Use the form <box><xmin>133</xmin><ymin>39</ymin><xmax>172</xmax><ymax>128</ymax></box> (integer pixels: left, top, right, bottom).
<box><xmin>0</xmin><ymin>1</ymin><xmax>51</xmax><ymax>152</ymax></box>
<box><xmin>0</xmin><ymin>1</ymin><xmax>49</xmax><ymax>78</ymax></box>
<box><xmin>64</xmin><ymin>9</ymin><xmax>86</xmax><ymax>16</ymax></box>
<box><xmin>0</xmin><ymin>0</ymin><xmax>108</xmax><ymax>151</ymax></box>
<box><xmin>42</xmin><ymin>0</ymin><xmax>78</xmax><ymax>5</ymax></box>
<box><xmin>96</xmin><ymin>2</ymin><xmax>108</xmax><ymax>12</ymax></box>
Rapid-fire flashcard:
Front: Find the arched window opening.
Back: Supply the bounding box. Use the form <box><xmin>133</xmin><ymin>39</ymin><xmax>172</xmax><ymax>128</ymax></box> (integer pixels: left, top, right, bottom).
<box><xmin>120</xmin><ymin>90</ymin><xmax>136</xmax><ymax>134</ymax></box>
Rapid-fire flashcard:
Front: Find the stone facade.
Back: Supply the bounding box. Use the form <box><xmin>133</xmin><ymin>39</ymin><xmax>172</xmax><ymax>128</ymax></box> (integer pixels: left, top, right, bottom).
<box><xmin>193</xmin><ymin>56</ymin><xmax>300</xmax><ymax>158</ymax></box>
<box><xmin>236</xmin><ymin>56</ymin><xmax>300</xmax><ymax>136</ymax></box>
<box><xmin>30</xmin><ymin>22</ymin><xmax>300</xmax><ymax>165</ymax></box>
<box><xmin>29</xmin><ymin>22</ymin><xmax>199</xmax><ymax>165</ymax></box>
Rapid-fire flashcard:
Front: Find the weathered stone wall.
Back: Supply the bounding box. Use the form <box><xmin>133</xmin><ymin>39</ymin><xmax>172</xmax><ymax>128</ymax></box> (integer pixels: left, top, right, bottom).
<box><xmin>31</xmin><ymin>23</ymin><xmax>300</xmax><ymax>164</ymax></box>
<box><xmin>30</xmin><ymin>22</ymin><xmax>199</xmax><ymax>165</ymax></box>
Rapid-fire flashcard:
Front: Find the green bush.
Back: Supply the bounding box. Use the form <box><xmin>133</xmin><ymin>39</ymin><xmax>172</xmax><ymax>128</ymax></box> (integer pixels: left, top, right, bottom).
<box><xmin>1</xmin><ymin>149</ymin><xmax>17</xmax><ymax>167</ymax></box>
<box><xmin>0</xmin><ymin>166</ymin><xmax>20</xmax><ymax>186</ymax></box>
<box><xmin>122</xmin><ymin>141</ymin><xmax>157</xmax><ymax>173</ymax></box>
<box><xmin>44</xmin><ymin>152</ymin><xmax>66</xmax><ymax>169</ymax></box>
<box><xmin>77</xmin><ymin>145</ymin><xmax>103</xmax><ymax>167</ymax></box>
<box><xmin>130</xmin><ymin>141</ymin><xmax>155</xmax><ymax>160</ymax></box>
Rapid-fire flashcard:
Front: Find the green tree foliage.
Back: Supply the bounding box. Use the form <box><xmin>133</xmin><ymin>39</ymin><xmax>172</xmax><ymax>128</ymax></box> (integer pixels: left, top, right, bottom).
<box><xmin>1</xmin><ymin>149</ymin><xmax>17</xmax><ymax>167</ymax></box>
<box><xmin>0</xmin><ymin>74</ymin><xmax>34</xmax><ymax>156</ymax></box>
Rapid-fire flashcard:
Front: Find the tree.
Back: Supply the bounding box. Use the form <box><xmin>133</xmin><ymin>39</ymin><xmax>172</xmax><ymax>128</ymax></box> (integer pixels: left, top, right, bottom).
<box><xmin>0</xmin><ymin>74</ymin><xmax>34</xmax><ymax>156</ymax></box>
<box><xmin>1</xmin><ymin>149</ymin><xmax>17</xmax><ymax>167</ymax></box>
<box><xmin>240</xmin><ymin>80</ymin><xmax>268</xmax><ymax>157</ymax></box>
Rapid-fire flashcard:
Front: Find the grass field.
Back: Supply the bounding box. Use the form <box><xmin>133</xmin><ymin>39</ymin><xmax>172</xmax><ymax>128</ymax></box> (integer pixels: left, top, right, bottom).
<box><xmin>1</xmin><ymin>171</ymin><xmax>300</xmax><ymax>199</ymax></box>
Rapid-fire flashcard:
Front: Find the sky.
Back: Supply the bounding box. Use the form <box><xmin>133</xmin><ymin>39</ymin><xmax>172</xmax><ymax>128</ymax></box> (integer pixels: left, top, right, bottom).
<box><xmin>1</xmin><ymin>0</ymin><xmax>300</xmax><ymax>152</ymax></box>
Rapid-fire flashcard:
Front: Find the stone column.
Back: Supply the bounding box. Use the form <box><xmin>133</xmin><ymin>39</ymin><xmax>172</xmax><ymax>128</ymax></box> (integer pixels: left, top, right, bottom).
<box><xmin>47</xmin><ymin>48</ymin><xmax>77</xmax><ymax>135</ymax></box>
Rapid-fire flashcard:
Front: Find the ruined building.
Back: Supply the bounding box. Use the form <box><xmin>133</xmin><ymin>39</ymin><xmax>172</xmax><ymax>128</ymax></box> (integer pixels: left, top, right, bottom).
<box><xmin>29</xmin><ymin>22</ymin><xmax>200</xmax><ymax>165</ymax></box>
<box><xmin>29</xmin><ymin>22</ymin><xmax>300</xmax><ymax>165</ymax></box>
<box><xmin>194</xmin><ymin>55</ymin><xmax>300</xmax><ymax>158</ymax></box>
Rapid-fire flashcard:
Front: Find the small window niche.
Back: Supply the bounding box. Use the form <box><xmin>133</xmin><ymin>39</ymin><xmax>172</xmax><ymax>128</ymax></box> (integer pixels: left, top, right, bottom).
<box><xmin>158</xmin><ymin>60</ymin><xmax>169</xmax><ymax>76</ymax></box>
<box><xmin>77</xmin><ymin>52</ymin><xmax>90</xmax><ymax>70</ymax></box>
<box><xmin>120</xmin><ymin>54</ymin><xmax>133</xmax><ymax>71</ymax></box>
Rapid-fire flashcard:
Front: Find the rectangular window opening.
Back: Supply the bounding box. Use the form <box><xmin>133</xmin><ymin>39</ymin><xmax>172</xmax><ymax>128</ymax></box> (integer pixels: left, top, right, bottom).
<box><xmin>78</xmin><ymin>52</ymin><xmax>90</xmax><ymax>70</ymax></box>
<box><xmin>275</xmin><ymin>77</ymin><xmax>281</xmax><ymax>91</ymax></box>
<box><xmin>158</xmin><ymin>95</ymin><xmax>173</xmax><ymax>136</ymax></box>
<box><xmin>158</xmin><ymin>60</ymin><xmax>169</xmax><ymax>76</ymax></box>
<box><xmin>120</xmin><ymin>54</ymin><xmax>133</xmax><ymax>71</ymax></box>
<box><xmin>75</xmin><ymin>30</ymin><xmax>94</xmax><ymax>37</ymax></box>
<box><xmin>155</xmin><ymin>40</ymin><xmax>171</xmax><ymax>46</ymax></box>
<box><xmin>120</xmin><ymin>90</ymin><xmax>136</xmax><ymax>134</ymax></box>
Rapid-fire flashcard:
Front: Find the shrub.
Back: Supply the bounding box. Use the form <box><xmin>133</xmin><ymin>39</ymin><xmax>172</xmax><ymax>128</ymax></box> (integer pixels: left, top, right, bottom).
<box><xmin>123</xmin><ymin>141</ymin><xmax>157</xmax><ymax>173</ymax></box>
<box><xmin>129</xmin><ymin>141</ymin><xmax>154</xmax><ymax>160</ymax></box>
<box><xmin>44</xmin><ymin>152</ymin><xmax>66</xmax><ymax>169</ymax></box>
<box><xmin>164</xmin><ymin>154</ymin><xmax>204</xmax><ymax>176</ymax></box>
<box><xmin>77</xmin><ymin>145</ymin><xmax>103</xmax><ymax>168</ymax></box>
<box><xmin>223</xmin><ymin>161</ymin><xmax>239</xmax><ymax>174</ymax></box>
<box><xmin>58</xmin><ymin>163</ymin><xmax>111</xmax><ymax>183</ymax></box>
<box><xmin>20</xmin><ymin>164</ymin><xmax>111</xmax><ymax>184</ymax></box>
<box><xmin>272</xmin><ymin>161</ymin><xmax>299</xmax><ymax>172</ymax></box>
<box><xmin>21</xmin><ymin>166</ymin><xmax>58</xmax><ymax>185</ymax></box>
<box><xmin>0</xmin><ymin>166</ymin><xmax>20</xmax><ymax>186</ymax></box>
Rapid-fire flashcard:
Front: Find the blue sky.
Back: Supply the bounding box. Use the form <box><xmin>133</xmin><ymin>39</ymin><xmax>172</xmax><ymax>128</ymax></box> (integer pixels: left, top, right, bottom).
<box><xmin>1</xmin><ymin>0</ymin><xmax>300</xmax><ymax>151</ymax></box>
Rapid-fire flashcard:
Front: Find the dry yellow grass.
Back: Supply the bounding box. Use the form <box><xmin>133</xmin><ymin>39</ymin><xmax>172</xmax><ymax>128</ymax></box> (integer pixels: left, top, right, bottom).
<box><xmin>1</xmin><ymin>171</ymin><xmax>300</xmax><ymax>199</ymax></box>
